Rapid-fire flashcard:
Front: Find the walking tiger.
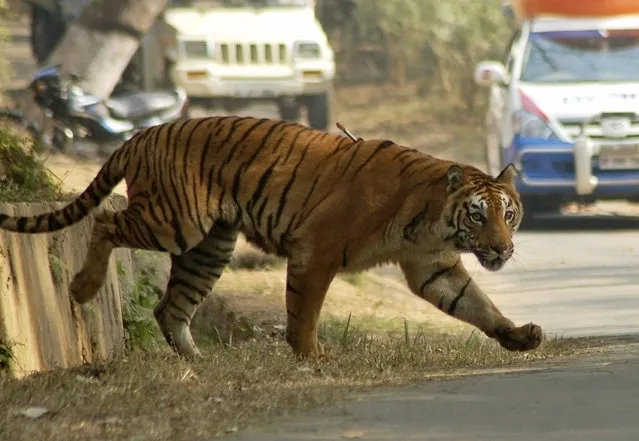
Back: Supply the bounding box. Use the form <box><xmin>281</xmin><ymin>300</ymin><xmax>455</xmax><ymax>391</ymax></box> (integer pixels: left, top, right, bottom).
<box><xmin>0</xmin><ymin>116</ymin><xmax>543</xmax><ymax>357</ymax></box>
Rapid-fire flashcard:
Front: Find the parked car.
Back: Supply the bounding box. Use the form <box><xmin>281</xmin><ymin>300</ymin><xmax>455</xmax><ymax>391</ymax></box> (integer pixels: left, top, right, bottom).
<box><xmin>475</xmin><ymin>2</ymin><xmax>639</xmax><ymax>220</ymax></box>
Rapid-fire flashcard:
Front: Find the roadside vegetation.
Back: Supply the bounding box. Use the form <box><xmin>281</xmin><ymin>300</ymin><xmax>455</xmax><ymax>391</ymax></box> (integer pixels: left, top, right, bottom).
<box><xmin>318</xmin><ymin>0</ymin><xmax>511</xmax><ymax>114</ymax></box>
<box><xmin>0</xmin><ymin>125</ymin><xmax>64</xmax><ymax>202</ymax></box>
<box><xmin>321</xmin><ymin>0</ymin><xmax>513</xmax><ymax>168</ymax></box>
<box><xmin>0</xmin><ymin>0</ymin><xmax>10</xmax><ymax>87</ymax></box>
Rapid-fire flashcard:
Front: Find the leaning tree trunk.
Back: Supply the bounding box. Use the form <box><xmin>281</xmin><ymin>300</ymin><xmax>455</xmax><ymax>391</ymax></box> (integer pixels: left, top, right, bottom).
<box><xmin>45</xmin><ymin>0</ymin><xmax>168</xmax><ymax>100</ymax></box>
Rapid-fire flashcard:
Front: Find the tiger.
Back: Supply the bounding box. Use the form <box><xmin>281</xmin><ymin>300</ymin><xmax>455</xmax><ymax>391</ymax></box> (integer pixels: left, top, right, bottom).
<box><xmin>0</xmin><ymin>115</ymin><xmax>543</xmax><ymax>358</ymax></box>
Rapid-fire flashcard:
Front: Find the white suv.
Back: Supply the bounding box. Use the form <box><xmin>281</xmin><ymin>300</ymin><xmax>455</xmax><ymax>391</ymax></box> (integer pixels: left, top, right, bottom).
<box><xmin>163</xmin><ymin>0</ymin><xmax>335</xmax><ymax>130</ymax></box>
<box><xmin>475</xmin><ymin>12</ymin><xmax>639</xmax><ymax>218</ymax></box>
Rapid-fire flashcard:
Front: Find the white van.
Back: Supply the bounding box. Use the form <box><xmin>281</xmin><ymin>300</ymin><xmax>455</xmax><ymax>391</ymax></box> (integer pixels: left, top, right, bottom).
<box><xmin>475</xmin><ymin>4</ymin><xmax>639</xmax><ymax>218</ymax></box>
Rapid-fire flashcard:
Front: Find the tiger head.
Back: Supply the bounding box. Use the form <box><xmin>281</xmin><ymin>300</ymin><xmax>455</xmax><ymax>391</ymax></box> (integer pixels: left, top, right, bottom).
<box><xmin>443</xmin><ymin>163</ymin><xmax>523</xmax><ymax>271</ymax></box>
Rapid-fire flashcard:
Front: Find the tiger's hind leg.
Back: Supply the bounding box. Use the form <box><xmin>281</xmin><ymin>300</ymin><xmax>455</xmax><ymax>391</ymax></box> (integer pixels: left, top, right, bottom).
<box><xmin>153</xmin><ymin>221</ymin><xmax>239</xmax><ymax>358</ymax></box>
<box><xmin>70</xmin><ymin>205</ymin><xmax>210</xmax><ymax>305</ymax></box>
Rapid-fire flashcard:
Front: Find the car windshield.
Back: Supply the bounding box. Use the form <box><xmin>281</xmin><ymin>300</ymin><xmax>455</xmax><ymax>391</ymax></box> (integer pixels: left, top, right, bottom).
<box><xmin>169</xmin><ymin>0</ymin><xmax>311</xmax><ymax>7</ymax></box>
<box><xmin>520</xmin><ymin>29</ymin><xmax>639</xmax><ymax>83</ymax></box>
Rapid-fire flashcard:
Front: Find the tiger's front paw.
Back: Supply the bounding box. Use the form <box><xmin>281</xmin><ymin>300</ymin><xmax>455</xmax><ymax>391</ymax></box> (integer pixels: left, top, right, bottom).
<box><xmin>286</xmin><ymin>330</ymin><xmax>326</xmax><ymax>359</ymax></box>
<box><xmin>493</xmin><ymin>322</ymin><xmax>543</xmax><ymax>352</ymax></box>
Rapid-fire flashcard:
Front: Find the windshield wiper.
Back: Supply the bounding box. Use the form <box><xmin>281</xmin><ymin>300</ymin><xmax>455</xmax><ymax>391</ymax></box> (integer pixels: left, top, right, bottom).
<box><xmin>530</xmin><ymin>38</ymin><xmax>559</xmax><ymax>72</ymax></box>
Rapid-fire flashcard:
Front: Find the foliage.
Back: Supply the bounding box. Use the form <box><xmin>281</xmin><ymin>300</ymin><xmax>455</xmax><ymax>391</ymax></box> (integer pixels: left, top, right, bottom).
<box><xmin>0</xmin><ymin>127</ymin><xmax>63</xmax><ymax>202</ymax></box>
<box><xmin>0</xmin><ymin>0</ymin><xmax>10</xmax><ymax>87</ymax></box>
<box><xmin>317</xmin><ymin>0</ymin><xmax>512</xmax><ymax>113</ymax></box>
<box><xmin>121</xmin><ymin>264</ymin><xmax>163</xmax><ymax>351</ymax></box>
<box><xmin>0</xmin><ymin>339</ymin><xmax>14</xmax><ymax>373</ymax></box>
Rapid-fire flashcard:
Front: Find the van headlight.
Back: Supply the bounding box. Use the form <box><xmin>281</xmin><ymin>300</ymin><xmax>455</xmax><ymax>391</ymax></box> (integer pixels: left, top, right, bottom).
<box><xmin>514</xmin><ymin>110</ymin><xmax>559</xmax><ymax>140</ymax></box>
<box><xmin>294</xmin><ymin>42</ymin><xmax>321</xmax><ymax>59</ymax></box>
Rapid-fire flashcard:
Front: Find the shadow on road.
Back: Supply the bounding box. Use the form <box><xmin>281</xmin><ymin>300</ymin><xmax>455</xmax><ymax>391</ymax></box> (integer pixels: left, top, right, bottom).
<box><xmin>521</xmin><ymin>213</ymin><xmax>639</xmax><ymax>232</ymax></box>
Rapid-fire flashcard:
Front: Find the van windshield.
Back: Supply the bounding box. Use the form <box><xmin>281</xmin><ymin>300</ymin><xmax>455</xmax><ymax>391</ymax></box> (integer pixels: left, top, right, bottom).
<box><xmin>520</xmin><ymin>29</ymin><xmax>639</xmax><ymax>83</ymax></box>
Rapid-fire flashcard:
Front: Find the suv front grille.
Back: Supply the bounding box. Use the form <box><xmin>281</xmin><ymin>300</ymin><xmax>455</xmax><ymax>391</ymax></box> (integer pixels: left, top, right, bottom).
<box><xmin>559</xmin><ymin>113</ymin><xmax>639</xmax><ymax>142</ymax></box>
<box><xmin>218</xmin><ymin>43</ymin><xmax>289</xmax><ymax>65</ymax></box>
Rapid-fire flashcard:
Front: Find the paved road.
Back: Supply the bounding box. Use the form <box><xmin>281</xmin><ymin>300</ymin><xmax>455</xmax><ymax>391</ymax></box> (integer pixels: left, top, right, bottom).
<box><xmin>460</xmin><ymin>214</ymin><xmax>639</xmax><ymax>338</ymax></box>
<box><xmin>226</xmin><ymin>339</ymin><xmax>639</xmax><ymax>441</ymax></box>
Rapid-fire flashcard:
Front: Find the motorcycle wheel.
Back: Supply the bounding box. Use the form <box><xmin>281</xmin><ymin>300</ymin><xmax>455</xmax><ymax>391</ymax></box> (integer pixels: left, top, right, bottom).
<box><xmin>51</xmin><ymin>125</ymin><xmax>75</xmax><ymax>154</ymax></box>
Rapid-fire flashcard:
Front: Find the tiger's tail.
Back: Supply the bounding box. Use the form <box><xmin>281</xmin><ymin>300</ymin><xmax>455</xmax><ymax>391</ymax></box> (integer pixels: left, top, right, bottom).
<box><xmin>0</xmin><ymin>148</ymin><xmax>126</xmax><ymax>234</ymax></box>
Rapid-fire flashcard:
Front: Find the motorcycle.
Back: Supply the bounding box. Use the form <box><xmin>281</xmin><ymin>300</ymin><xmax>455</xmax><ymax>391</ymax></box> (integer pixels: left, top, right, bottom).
<box><xmin>1</xmin><ymin>64</ymin><xmax>189</xmax><ymax>156</ymax></box>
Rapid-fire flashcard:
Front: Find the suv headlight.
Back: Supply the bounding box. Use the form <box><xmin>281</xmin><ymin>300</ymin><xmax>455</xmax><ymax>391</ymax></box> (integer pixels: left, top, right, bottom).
<box><xmin>294</xmin><ymin>42</ymin><xmax>321</xmax><ymax>59</ymax></box>
<box><xmin>182</xmin><ymin>40</ymin><xmax>213</xmax><ymax>59</ymax></box>
<box><xmin>514</xmin><ymin>110</ymin><xmax>559</xmax><ymax>140</ymax></box>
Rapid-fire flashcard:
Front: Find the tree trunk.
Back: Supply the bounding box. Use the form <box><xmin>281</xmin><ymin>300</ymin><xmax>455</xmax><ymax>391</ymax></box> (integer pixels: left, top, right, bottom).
<box><xmin>45</xmin><ymin>0</ymin><xmax>168</xmax><ymax>100</ymax></box>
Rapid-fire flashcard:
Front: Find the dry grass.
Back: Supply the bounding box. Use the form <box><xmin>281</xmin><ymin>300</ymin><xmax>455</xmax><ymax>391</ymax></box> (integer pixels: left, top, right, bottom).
<box><xmin>0</xmin><ymin>325</ymin><xmax>602</xmax><ymax>441</ymax></box>
<box><xmin>228</xmin><ymin>238</ymin><xmax>286</xmax><ymax>271</ymax></box>
<box><xmin>207</xmin><ymin>266</ymin><xmax>470</xmax><ymax>334</ymax></box>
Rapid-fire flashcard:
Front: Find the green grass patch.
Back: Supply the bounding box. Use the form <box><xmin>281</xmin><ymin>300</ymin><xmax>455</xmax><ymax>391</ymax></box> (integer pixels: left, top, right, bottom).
<box><xmin>121</xmin><ymin>265</ymin><xmax>163</xmax><ymax>352</ymax></box>
<box><xmin>0</xmin><ymin>126</ymin><xmax>64</xmax><ymax>202</ymax></box>
<box><xmin>0</xmin><ymin>339</ymin><xmax>14</xmax><ymax>374</ymax></box>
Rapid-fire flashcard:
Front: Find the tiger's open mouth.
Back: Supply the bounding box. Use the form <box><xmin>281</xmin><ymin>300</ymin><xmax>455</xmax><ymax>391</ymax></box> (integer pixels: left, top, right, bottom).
<box><xmin>474</xmin><ymin>252</ymin><xmax>508</xmax><ymax>272</ymax></box>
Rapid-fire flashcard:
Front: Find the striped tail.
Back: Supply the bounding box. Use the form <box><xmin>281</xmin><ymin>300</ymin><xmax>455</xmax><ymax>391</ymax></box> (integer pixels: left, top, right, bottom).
<box><xmin>0</xmin><ymin>151</ymin><xmax>125</xmax><ymax>234</ymax></box>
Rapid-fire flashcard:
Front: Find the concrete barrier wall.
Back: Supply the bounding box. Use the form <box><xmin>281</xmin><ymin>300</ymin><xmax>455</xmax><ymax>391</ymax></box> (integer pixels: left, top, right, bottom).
<box><xmin>0</xmin><ymin>195</ymin><xmax>133</xmax><ymax>378</ymax></box>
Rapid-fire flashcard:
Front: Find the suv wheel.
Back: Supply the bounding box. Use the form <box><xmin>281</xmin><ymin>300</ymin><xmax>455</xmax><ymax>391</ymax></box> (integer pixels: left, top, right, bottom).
<box><xmin>520</xmin><ymin>196</ymin><xmax>562</xmax><ymax>229</ymax></box>
<box><xmin>305</xmin><ymin>92</ymin><xmax>330</xmax><ymax>131</ymax></box>
<box><xmin>278</xmin><ymin>101</ymin><xmax>301</xmax><ymax>122</ymax></box>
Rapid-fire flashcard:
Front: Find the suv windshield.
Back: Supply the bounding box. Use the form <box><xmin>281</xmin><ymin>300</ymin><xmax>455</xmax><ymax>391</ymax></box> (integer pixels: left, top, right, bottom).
<box><xmin>169</xmin><ymin>0</ymin><xmax>311</xmax><ymax>7</ymax></box>
<box><xmin>520</xmin><ymin>29</ymin><xmax>639</xmax><ymax>83</ymax></box>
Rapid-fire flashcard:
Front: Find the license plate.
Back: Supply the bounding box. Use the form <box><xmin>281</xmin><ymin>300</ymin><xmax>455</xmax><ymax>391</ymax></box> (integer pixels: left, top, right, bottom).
<box><xmin>186</xmin><ymin>71</ymin><xmax>207</xmax><ymax>80</ymax></box>
<box><xmin>599</xmin><ymin>143</ymin><xmax>639</xmax><ymax>170</ymax></box>
<box><xmin>231</xmin><ymin>88</ymin><xmax>275</xmax><ymax>98</ymax></box>
<box><xmin>600</xmin><ymin>117</ymin><xmax>631</xmax><ymax>138</ymax></box>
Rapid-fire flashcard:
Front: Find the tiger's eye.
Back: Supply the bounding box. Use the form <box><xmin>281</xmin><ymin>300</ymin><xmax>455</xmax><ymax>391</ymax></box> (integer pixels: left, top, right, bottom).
<box><xmin>470</xmin><ymin>212</ymin><xmax>483</xmax><ymax>223</ymax></box>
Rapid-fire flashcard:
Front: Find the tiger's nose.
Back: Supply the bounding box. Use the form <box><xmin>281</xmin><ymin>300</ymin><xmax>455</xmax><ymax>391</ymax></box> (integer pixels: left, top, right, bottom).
<box><xmin>491</xmin><ymin>244</ymin><xmax>513</xmax><ymax>258</ymax></box>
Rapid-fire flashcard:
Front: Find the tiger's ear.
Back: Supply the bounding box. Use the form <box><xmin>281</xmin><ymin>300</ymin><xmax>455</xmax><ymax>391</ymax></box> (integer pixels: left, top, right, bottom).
<box><xmin>446</xmin><ymin>164</ymin><xmax>465</xmax><ymax>194</ymax></box>
<box><xmin>496</xmin><ymin>163</ymin><xmax>518</xmax><ymax>186</ymax></box>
